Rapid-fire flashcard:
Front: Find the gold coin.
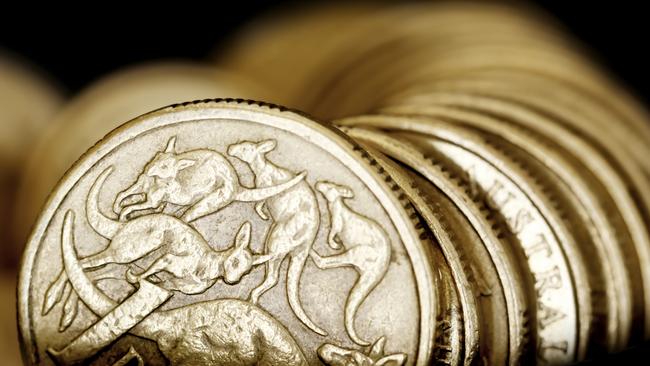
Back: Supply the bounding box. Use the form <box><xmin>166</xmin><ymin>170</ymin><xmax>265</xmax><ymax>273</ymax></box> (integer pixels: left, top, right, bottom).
<box><xmin>0</xmin><ymin>273</ymin><xmax>21</xmax><ymax>366</ymax></box>
<box><xmin>0</xmin><ymin>53</ymin><xmax>64</xmax><ymax>170</ymax></box>
<box><xmin>218</xmin><ymin>2</ymin><xmax>571</xmax><ymax>121</ymax></box>
<box><xmin>387</xmin><ymin>70</ymin><xmax>650</xmax><ymax>179</ymax></box>
<box><xmin>382</xmin><ymin>104</ymin><xmax>631</xmax><ymax>353</ymax></box>
<box><xmin>19</xmin><ymin>99</ymin><xmax>439</xmax><ymax>365</ymax></box>
<box><xmin>377</xmin><ymin>150</ymin><xmax>515</xmax><ymax>365</ymax></box>
<box><xmin>385</xmin><ymin>94</ymin><xmax>650</xmax><ymax>343</ymax></box>
<box><xmin>216</xmin><ymin>3</ymin><xmax>384</xmax><ymax>112</ymax></box>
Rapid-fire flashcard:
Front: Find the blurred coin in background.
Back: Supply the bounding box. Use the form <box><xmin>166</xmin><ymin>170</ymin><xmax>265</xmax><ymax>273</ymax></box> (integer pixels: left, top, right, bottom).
<box><xmin>0</xmin><ymin>53</ymin><xmax>62</xmax><ymax>366</ymax></box>
<box><xmin>0</xmin><ymin>51</ymin><xmax>64</xmax><ymax>270</ymax></box>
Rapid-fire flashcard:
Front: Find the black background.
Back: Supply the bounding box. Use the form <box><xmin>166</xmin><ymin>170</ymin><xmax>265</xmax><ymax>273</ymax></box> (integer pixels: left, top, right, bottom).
<box><xmin>1</xmin><ymin>1</ymin><xmax>648</xmax><ymax>363</ymax></box>
<box><xmin>1</xmin><ymin>1</ymin><xmax>648</xmax><ymax>106</ymax></box>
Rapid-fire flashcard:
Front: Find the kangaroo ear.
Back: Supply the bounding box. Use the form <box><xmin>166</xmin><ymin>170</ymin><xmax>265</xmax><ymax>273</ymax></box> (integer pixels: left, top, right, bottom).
<box><xmin>369</xmin><ymin>336</ymin><xmax>386</xmax><ymax>358</ymax></box>
<box><xmin>164</xmin><ymin>136</ymin><xmax>177</xmax><ymax>153</ymax></box>
<box><xmin>235</xmin><ymin>222</ymin><xmax>252</xmax><ymax>249</ymax></box>
<box><xmin>257</xmin><ymin>139</ymin><xmax>277</xmax><ymax>154</ymax></box>
<box><xmin>340</xmin><ymin>186</ymin><xmax>355</xmax><ymax>198</ymax></box>
<box><xmin>176</xmin><ymin>159</ymin><xmax>196</xmax><ymax>171</ymax></box>
<box><xmin>375</xmin><ymin>353</ymin><xmax>407</xmax><ymax>366</ymax></box>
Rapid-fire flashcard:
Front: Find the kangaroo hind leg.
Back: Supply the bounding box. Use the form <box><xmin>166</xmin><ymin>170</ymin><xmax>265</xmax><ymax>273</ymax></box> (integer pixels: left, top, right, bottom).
<box><xmin>250</xmin><ymin>255</ymin><xmax>284</xmax><ymax>304</ymax></box>
<box><xmin>287</xmin><ymin>249</ymin><xmax>328</xmax><ymax>336</ymax></box>
<box><xmin>309</xmin><ymin>249</ymin><xmax>357</xmax><ymax>270</ymax></box>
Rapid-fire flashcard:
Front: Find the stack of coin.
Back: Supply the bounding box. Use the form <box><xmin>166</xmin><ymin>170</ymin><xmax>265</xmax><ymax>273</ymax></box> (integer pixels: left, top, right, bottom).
<box><xmin>217</xmin><ymin>3</ymin><xmax>650</xmax><ymax>362</ymax></box>
<box><xmin>16</xmin><ymin>2</ymin><xmax>650</xmax><ymax>366</ymax></box>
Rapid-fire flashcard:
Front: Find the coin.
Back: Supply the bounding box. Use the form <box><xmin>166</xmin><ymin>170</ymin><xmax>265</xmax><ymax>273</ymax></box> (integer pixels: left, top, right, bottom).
<box><xmin>404</xmin><ymin>128</ymin><xmax>592</xmax><ymax>362</ymax></box>
<box><xmin>18</xmin><ymin>99</ymin><xmax>441</xmax><ymax>365</ymax></box>
<box><xmin>0</xmin><ymin>53</ymin><xmax>64</xmax><ymax>172</ymax></box>
<box><xmin>433</xmin><ymin>248</ymin><xmax>464</xmax><ymax>366</ymax></box>
<box><xmin>381</xmin><ymin>104</ymin><xmax>631</xmax><ymax>353</ymax></box>
<box><xmin>408</xmin><ymin>168</ymin><xmax>511</xmax><ymax>365</ymax></box>
<box><xmin>13</xmin><ymin>62</ymin><xmax>270</xmax><ymax>254</ymax></box>
<box><xmin>217</xmin><ymin>2</ymin><xmax>573</xmax><ymax>121</ymax></box>
<box><xmin>384</xmin><ymin>95</ymin><xmax>650</xmax><ymax>343</ymax></box>
<box><xmin>339</xmin><ymin>125</ymin><xmax>534</xmax><ymax>365</ymax></box>
<box><xmin>1</xmin><ymin>273</ymin><xmax>22</xmax><ymax>366</ymax></box>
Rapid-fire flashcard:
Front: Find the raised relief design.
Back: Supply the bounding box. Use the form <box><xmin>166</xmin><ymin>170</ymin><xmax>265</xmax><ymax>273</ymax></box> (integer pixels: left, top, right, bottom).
<box><xmin>318</xmin><ymin>337</ymin><xmax>407</xmax><ymax>366</ymax></box>
<box><xmin>50</xmin><ymin>210</ymin><xmax>307</xmax><ymax>365</ymax></box>
<box><xmin>113</xmin><ymin>136</ymin><xmax>306</xmax><ymax>222</ymax></box>
<box><xmin>93</xmin><ymin>168</ymin><xmax>260</xmax><ymax>294</ymax></box>
<box><xmin>228</xmin><ymin>139</ymin><xmax>326</xmax><ymax>336</ymax></box>
<box><xmin>311</xmin><ymin>181</ymin><xmax>392</xmax><ymax>346</ymax></box>
<box><xmin>43</xmin><ymin>167</ymin><xmax>265</xmax><ymax>321</ymax></box>
<box><xmin>41</xmin><ymin>136</ymin><xmax>405</xmax><ymax>365</ymax></box>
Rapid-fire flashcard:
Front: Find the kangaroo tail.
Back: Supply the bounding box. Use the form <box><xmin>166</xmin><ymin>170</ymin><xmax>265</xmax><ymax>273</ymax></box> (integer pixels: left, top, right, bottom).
<box><xmin>235</xmin><ymin>171</ymin><xmax>307</xmax><ymax>202</ymax></box>
<box><xmin>287</xmin><ymin>250</ymin><xmax>328</xmax><ymax>336</ymax></box>
<box><xmin>87</xmin><ymin>166</ymin><xmax>124</xmax><ymax>240</ymax></box>
<box><xmin>345</xmin><ymin>270</ymin><xmax>387</xmax><ymax>346</ymax></box>
<box><xmin>42</xmin><ymin>256</ymin><xmax>106</xmax><ymax>315</ymax></box>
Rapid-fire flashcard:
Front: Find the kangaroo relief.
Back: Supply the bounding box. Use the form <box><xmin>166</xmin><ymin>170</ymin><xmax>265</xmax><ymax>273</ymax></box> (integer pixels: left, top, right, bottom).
<box><xmin>228</xmin><ymin>139</ymin><xmax>327</xmax><ymax>336</ymax></box>
<box><xmin>311</xmin><ymin>181</ymin><xmax>392</xmax><ymax>346</ymax></box>
<box><xmin>50</xmin><ymin>211</ymin><xmax>308</xmax><ymax>366</ymax></box>
<box><xmin>113</xmin><ymin>136</ymin><xmax>307</xmax><ymax>222</ymax></box>
<box><xmin>43</xmin><ymin>167</ymin><xmax>269</xmax><ymax>320</ymax></box>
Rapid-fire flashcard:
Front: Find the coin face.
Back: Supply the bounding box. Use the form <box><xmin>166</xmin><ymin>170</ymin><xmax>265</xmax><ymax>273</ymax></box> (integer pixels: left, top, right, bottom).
<box><xmin>18</xmin><ymin>100</ymin><xmax>438</xmax><ymax>365</ymax></box>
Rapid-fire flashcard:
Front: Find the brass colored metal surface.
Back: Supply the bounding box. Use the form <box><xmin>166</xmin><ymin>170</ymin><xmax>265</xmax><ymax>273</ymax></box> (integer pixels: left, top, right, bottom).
<box><xmin>13</xmin><ymin>2</ymin><xmax>650</xmax><ymax>365</ymax></box>
<box><xmin>19</xmin><ymin>100</ymin><xmax>438</xmax><ymax>365</ymax></box>
<box><xmin>385</xmin><ymin>97</ymin><xmax>650</xmax><ymax>345</ymax></box>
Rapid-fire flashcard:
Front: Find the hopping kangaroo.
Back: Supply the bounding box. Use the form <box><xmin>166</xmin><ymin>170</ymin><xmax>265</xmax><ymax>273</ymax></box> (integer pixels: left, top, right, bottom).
<box><xmin>312</xmin><ymin>181</ymin><xmax>391</xmax><ymax>346</ymax></box>
<box><xmin>51</xmin><ymin>210</ymin><xmax>308</xmax><ymax>366</ymax></box>
<box><xmin>43</xmin><ymin>167</ymin><xmax>266</xmax><ymax>317</ymax></box>
<box><xmin>113</xmin><ymin>136</ymin><xmax>306</xmax><ymax>222</ymax></box>
<box><xmin>227</xmin><ymin>139</ymin><xmax>326</xmax><ymax>336</ymax></box>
